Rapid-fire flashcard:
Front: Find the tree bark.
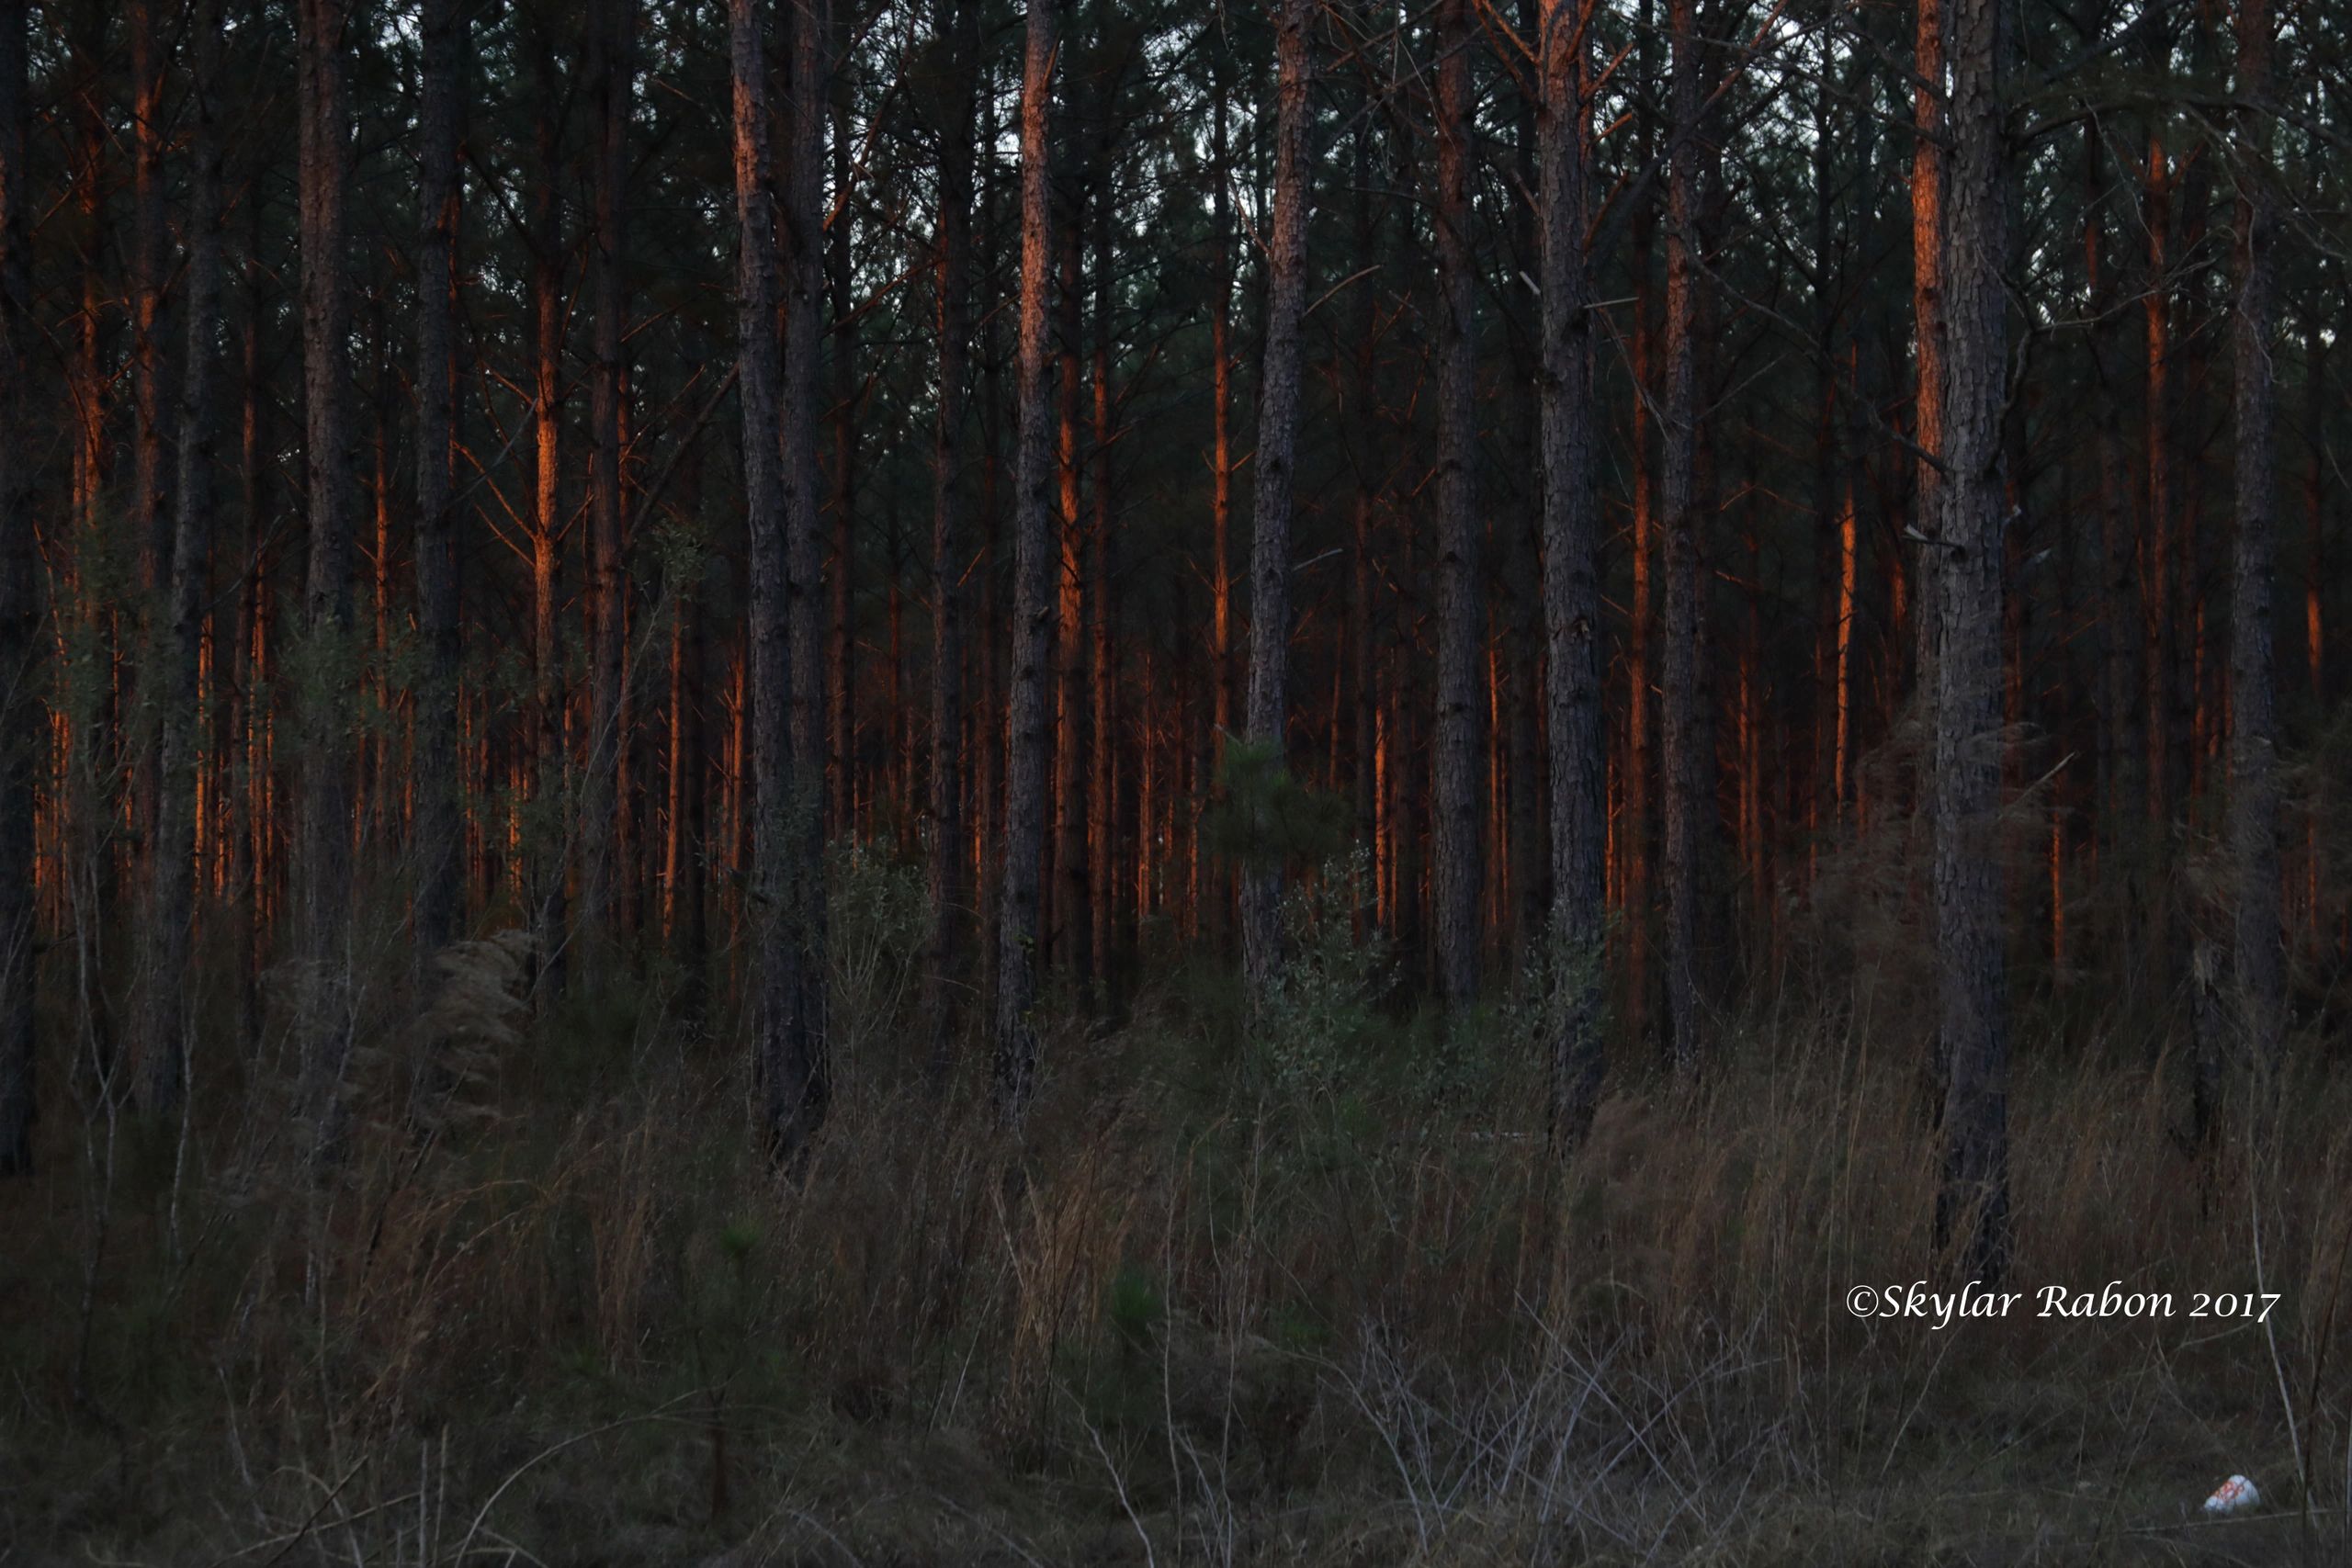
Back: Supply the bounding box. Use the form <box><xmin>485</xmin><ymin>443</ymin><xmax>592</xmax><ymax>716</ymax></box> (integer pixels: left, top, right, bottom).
<box><xmin>1537</xmin><ymin>0</ymin><xmax>1604</xmax><ymax>1147</ymax></box>
<box><xmin>141</xmin><ymin>0</ymin><xmax>225</xmax><ymax>1116</ymax></box>
<box><xmin>1657</xmin><ymin>0</ymin><xmax>1705</xmax><ymax>1076</ymax></box>
<box><xmin>529</xmin><ymin>36</ymin><xmax>569</xmax><ymax>999</ymax></box>
<box><xmin>1931</xmin><ymin>0</ymin><xmax>2014</xmax><ymax>1283</ymax></box>
<box><xmin>996</xmin><ymin>0</ymin><xmax>1057</xmax><ymax>1119</ymax></box>
<box><xmin>1239</xmin><ymin>0</ymin><xmax>1314</xmax><ymax>1005</ymax></box>
<box><xmin>1432</xmin><ymin>0</ymin><xmax>1483</xmax><ymax>1010</ymax></box>
<box><xmin>778</xmin><ymin>0</ymin><xmax>831</xmax><ymax>1155</ymax></box>
<box><xmin>413</xmin><ymin>0</ymin><xmax>467</xmax><ymax>975</ymax></box>
<box><xmin>296</xmin><ymin>0</ymin><xmax>358</xmax><ymax>1146</ymax></box>
<box><xmin>585</xmin><ymin>0</ymin><xmax>636</xmax><ymax>960</ymax></box>
<box><xmin>0</xmin><ymin>0</ymin><xmax>34</xmax><ymax>1174</ymax></box>
<box><xmin>926</xmin><ymin>0</ymin><xmax>978</xmax><ymax>1081</ymax></box>
<box><xmin>2228</xmin><ymin>0</ymin><xmax>2281</xmax><ymax>1069</ymax></box>
<box><xmin>732</xmin><ymin>0</ymin><xmax>823</xmax><ymax>1162</ymax></box>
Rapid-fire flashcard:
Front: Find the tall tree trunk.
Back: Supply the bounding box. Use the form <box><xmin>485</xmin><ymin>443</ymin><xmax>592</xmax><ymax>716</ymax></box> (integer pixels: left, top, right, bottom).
<box><xmin>130</xmin><ymin>0</ymin><xmax>173</xmax><ymax>874</ymax></box>
<box><xmin>995</xmin><ymin>0</ymin><xmax>1057</xmax><ymax>1118</ymax></box>
<box><xmin>925</xmin><ymin>0</ymin><xmax>978</xmax><ymax>1079</ymax></box>
<box><xmin>1432</xmin><ymin>0</ymin><xmax>1483</xmax><ymax>1010</ymax></box>
<box><xmin>1238</xmin><ymin>0</ymin><xmax>1314</xmax><ymax>1004</ymax></box>
<box><xmin>414</xmin><ymin>0</ymin><xmax>466</xmax><ymax>975</ymax></box>
<box><xmin>2228</xmin><ymin>0</ymin><xmax>2280</xmax><ymax>1069</ymax></box>
<box><xmin>586</xmin><ymin>0</ymin><xmax>635</xmax><ymax>960</ymax></box>
<box><xmin>827</xmin><ymin>73</ymin><xmax>858</xmax><ymax>838</ymax></box>
<box><xmin>141</xmin><ymin>0</ymin><xmax>225</xmax><ymax>1116</ymax></box>
<box><xmin>529</xmin><ymin>40</ymin><xmax>568</xmax><ymax>999</ymax></box>
<box><xmin>0</xmin><ymin>0</ymin><xmax>34</xmax><ymax>1174</ymax></box>
<box><xmin>1089</xmin><ymin>194</ymin><xmax>1116</xmax><ymax>1001</ymax></box>
<box><xmin>1537</xmin><ymin>0</ymin><xmax>1603</xmax><ymax>1147</ymax></box>
<box><xmin>1657</xmin><ymin>0</ymin><xmax>1706</xmax><ymax>1076</ymax></box>
<box><xmin>1931</xmin><ymin>0</ymin><xmax>2014</xmax><ymax>1282</ymax></box>
<box><xmin>777</xmin><ymin>0</ymin><xmax>831</xmax><ymax>1154</ymax></box>
<box><xmin>732</xmin><ymin>0</ymin><xmax>821</xmax><ymax>1161</ymax></box>
<box><xmin>296</xmin><ymin>0</ymin><xmax>357</xmax><ymax>1147</ymax></box>
<box><xmin>1053</xmin><ymin>190</ymin><xmax>1089</xmax><ymax>990</ymax></box>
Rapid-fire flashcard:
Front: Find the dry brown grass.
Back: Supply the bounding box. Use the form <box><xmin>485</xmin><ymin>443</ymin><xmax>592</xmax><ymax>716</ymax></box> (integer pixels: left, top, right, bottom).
<box><xmin>3</xmin><ymin>836</ymin><xmax>2350</xmax><ymax>1565</ymax></box>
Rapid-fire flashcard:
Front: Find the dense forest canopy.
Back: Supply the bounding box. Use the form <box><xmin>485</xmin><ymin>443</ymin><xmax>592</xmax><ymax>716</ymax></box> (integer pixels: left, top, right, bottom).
<box><xmin>5</xmin><ymin>0</ymin><xmax>2352</xmax><ymax>1551</ymax></box>
<box><xmin>1</xmin><ymin>0</ymin><xmax>2350</xmax><ymax>1547</ymax></box>
<box><xmin>4</xmin><ymin>0</ymin><xmax>2350</xmax><ymax>1201</ymax></box>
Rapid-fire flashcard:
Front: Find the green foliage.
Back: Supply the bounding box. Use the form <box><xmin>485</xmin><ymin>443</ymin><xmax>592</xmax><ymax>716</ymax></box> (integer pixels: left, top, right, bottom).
<box><xmin>1250</xmin><ymin>849</ymin><xmax>1390</xmax><ymax>1095</ymax></box>
<box><xmin>1103</xmin><ymin>1263</ymin><xmax>1162</xmax><ymax>1352</ymax></box>
<box><xmin>1200</xmin><ymin>736</ymin><xmax>1351</xmax><ymax>869</ymax></box>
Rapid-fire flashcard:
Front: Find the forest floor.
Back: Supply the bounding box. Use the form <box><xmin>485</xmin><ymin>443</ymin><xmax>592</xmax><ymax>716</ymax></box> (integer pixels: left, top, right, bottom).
<box><xmin>5</xmin><ymin>885</ymin><xmax>2349</xmax><ymax>1565</ymax></box>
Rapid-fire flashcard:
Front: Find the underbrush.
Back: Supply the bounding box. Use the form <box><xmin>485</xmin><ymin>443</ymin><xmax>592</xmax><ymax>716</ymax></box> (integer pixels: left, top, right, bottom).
<box><xmin>3</xmin><ymin>850</ymin><xmax>2349</xmax><ymax>1565</ymax></box>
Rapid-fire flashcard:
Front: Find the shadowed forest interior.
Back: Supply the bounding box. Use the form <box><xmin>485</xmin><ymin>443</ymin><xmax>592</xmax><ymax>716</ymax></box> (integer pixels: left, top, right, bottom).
<box><xmin>1</xmin><ymin>0</ymin><xmax>2350</xmax><ymax>1560</ymax></box>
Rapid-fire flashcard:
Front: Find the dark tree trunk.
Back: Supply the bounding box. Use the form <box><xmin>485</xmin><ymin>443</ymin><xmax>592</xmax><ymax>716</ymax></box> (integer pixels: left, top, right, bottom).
<box><xmin>926</xmin><ymin>0</ymin><xmax>978</xmax><ymax>1080</ymax></box>
<box><xmin>995</xmin><ymin>0</ymin><xmax>1057</xmax><ymax>1119</ymax></box>
<box><xmin>529</xmin><ymin>39</ymin><xmax>568</xmax><ymax>999</ymax></box>
<box><xmin>586</xmin><ymin>0</ymin><xmax>636</xmax><ymax>959</ymax></box>
<box><xmin>1238</xmin><ymin>0</ymin><xmax>1314</xmax><ymax>1004</ymax></box>
<box><xmin>296</xmin><ymin>0</ymin><xmax>358</xmax><ymax>1144</ymax></box>
<box><xmin>1931</xmin><ymin>0</ymin><xmax>2014</xmax><ymax>1283</ymax></box>
<box><xmin>413</xmin><ymin>0</ymin><xmax>467</xmax><ymax>974</ymax></box>
<box><xmin>778</xmin><ymin>0</ymin><xmax>831</xmax><ymax>1155</ymax></box>
<box><xmin>0</xmin><ymin>0</ymin><xmax>34</xmax><ymax>1174</ymax></box>
<box><xmin>1432</xmin><ymin>0</ymin><xmax>1483</xmax><ymax>1010</ymax></box>
<box><xmin>732</xmin><ymin>0</ymin><xmax>821</xmax><ymax>1161</ymax></box>
<box><xmin>1536</xmin><ymin>0</ymin><xmax>1603</xmax><ymax>1147</ymax></box>
<box><xmin>2229</xmin><ymin>0</ymin><xmax>2281</xmax><ymax>1068</ymax></box>
<box><xmin>141</xmin><ymin>0</ymin><xmax>225</xmax><ymax>1116</ymax></box>
<box><xmin>1658</xmin><ymin>0</ymin><xmax>1705</xmax><ymax>1076</ymax></box>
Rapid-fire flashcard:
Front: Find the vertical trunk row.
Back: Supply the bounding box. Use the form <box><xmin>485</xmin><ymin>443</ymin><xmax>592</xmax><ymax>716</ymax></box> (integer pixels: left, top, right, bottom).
<box><xmin>1911</xmin><ymin>0</ymin><xmax>1946</xmax><ymax>759</ymax></box>
<box><xmin>1052</xmin><ymin>181</ymin><xmax>1089</xmax><ymax>990</ymax></box>
<box><xmin>778</xmin><ymin>0</ymin><xmax>832</xmax><ymax>1153</ymax></box>
<box><xmin>141</xmin><ymin>0</ymin><xmax>225</xmax><ymax>1115</ymax></box>
<box><xmin>732</xmin><ymin>0</ymin><xmax>820</xmax><ymax>1160</ymax></box>
<box><xmin>1657</xmin><ymin>0</ymin><xmax>1705</xmax><ymax>1075</ymax></box>
<box><xmin>529</xmin><ymin>38</ymin><xmax>568</xmax><ymax>998</ymax></box>
<box><xmin>926</xmin><ymin>0</ymin><xmax>978</xmax><ymax>1078</ymax></box>
<box><xmin>1536</xmin><ymin>0</ymin><xmax>1603</xmax><ymax>1146</ymax></box>
<box><xmin>2228</xmin><ymin>0</ymin><xmax>2280</xmax><ymax>1066</ymax></box>
<box><xmin>828</xmin><ymin>76</ymin><xmax>858</xmax><ymax>838</ymax></box>
<box><xmin>0</xmin><ymin>0</ymin><xmax>33</xmax><ymax>1173</ymax></box>
<box><xmin>1238</xmin><ymin>0</ymin><xmax>1314</xmax><ymax>1004</ymax></box>
<box><xmin>586</xmin><ymin>0</ymin><xmax>636</xmax><ymax>959</ymax></box>
<box><xmin>1089</xmin><ymin>195</ymin><xmax>1116</xmax><ymax>999</ymax></box>
<box><xmin>296</xmin><ymin>0</ymin><xmax>357</xmax><ymax>1142</ymax></box>
<box><xmin>1931</xmin><ymin>0</ymin><xmax>2014</xmax><ymax>1281</ymax></box>
<box><xmin>1431</xmin><ymin>0</ymin><xmax>1483</xmax><ymax>1010</ymax></box>
<box><xmin>995</xmin><ymin>0</ymin><xmax>1057</xmax><ymax>1117</ymax></box>
<box><xmin>414</xmin><ymin>0</ymin><xmax>467</xmax><ymax>976</ymax></box>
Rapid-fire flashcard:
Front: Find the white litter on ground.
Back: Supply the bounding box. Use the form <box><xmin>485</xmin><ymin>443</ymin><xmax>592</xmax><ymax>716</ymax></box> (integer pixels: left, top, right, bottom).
<box><xmin>2200</xmin><ymin>1474</ymin><xmax>2260</xmax><ymax>1515</ymax></box>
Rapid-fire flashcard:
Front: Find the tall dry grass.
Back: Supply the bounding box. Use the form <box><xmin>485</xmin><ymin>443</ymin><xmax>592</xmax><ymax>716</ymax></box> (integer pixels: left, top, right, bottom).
<box><xmin>3</xmin><ymin>807</ymin><xmax>2350</xmax><ymax>1565</ymax></box>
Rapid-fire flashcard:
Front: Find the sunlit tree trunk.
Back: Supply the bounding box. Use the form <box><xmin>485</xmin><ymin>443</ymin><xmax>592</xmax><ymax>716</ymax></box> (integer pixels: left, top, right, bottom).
<box><xmin>529</xmin><ymin>37</ymin><xmax>569</xmax><ymax>999</ymax></box>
